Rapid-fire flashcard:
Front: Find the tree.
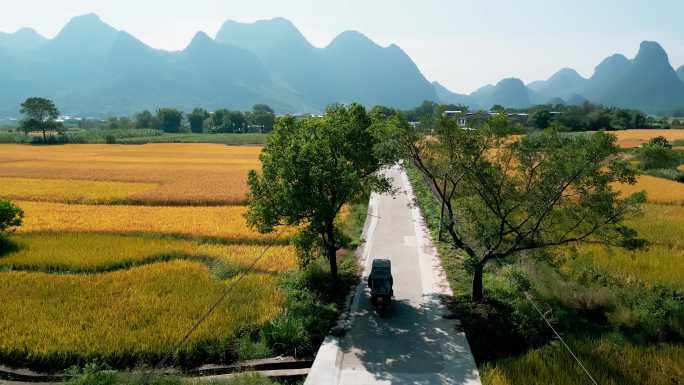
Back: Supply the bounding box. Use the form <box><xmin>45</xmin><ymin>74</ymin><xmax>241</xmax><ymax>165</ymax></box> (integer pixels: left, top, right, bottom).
<box><xmin>530</xmin><ymin>109</ymin><xmax>552</xmax><ymax>129</ymax></box>
<box><xmin>228</xmin><ymin>111</ymin><xmax>247</xmax><ymax>133</ymax></box>
<box><xmin>490</xmin><ymin>105</ymin><xmax>506</xmax><ymax>113</ymax></box>
<box><xmin>246</xmin><ymin>104</ymin><xmax>395</xmax><ymax>280</ymax></box>
<box><xmin>637</xmin><ymin>137</ymin><xmax>680</xmax><ymax>170</ymax></box>
<box><xmin>0</xmin><ymin>200</ymin><xmax>23</xmax><ymax>239</ymax></box>
<box><xmin>249</xmin><ymin>104</ymin><xmax>276</xmax><ymax>132</ymax></box>
<box><xmin>393</xmin><ymin>116</ymin><xmax>644</xmax><ymax>301</ymax></box>
<box><xmin>187</xmin><ymin>108</ymin><xmax>210</xmax><ymax>133</ymax></box>
<box><xmin>157</xmin><ymin>108</ymin><xmax>183</xmax><ymax>133</ymax></box>
<box><xmin>135</xmin><ymin>110</ymin><xmax>157</xmax><ymax>129</ymax></box>
<box><xmin>19</xmin><ymin>97</ymin><xmax>60</xmax><ymax>143</ymax></box>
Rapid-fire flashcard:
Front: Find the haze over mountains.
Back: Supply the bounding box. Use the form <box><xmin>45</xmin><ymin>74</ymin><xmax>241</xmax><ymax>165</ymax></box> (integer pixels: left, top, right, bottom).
<box><xmin>0</xmin><ymin>14</ymin><xmax>683</xmax><ymax>116</ymax></box>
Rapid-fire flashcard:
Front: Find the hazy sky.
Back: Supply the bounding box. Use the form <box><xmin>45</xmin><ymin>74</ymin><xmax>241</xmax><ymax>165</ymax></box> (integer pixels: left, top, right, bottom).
<box><xmin>2</xmin><ymin>0</ymin><xmax>683</xmax><ymax>93</ymax></box>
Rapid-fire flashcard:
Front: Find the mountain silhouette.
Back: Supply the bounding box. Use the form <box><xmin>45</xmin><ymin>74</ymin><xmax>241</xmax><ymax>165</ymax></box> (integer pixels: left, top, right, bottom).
<box><xmin>2</xmin><ymin>15</ymin><xmax>683</xmax><ymax>116</ymax></box>
<box><xmin>527</xmin><ymin>42</ymin><xmax>684</xmax><ymax>113</ymax></box>
<box><xmin>215</xmin><ymin>19</ymin><xmax>436</xmax><ymax>109</ymax></box>
<box><xmin>584</xmin><ymin>42</ymin><xmax>684</xmax><ymax>112</ymax></box>
<box><xmin>528</xmin><ymin>68</ymin><xmax>587</xmax><ymax>99</ymax></box>
<box><xmin>0</xmin><ymin>28</ymin><xmax>47</xmax><ymax>52</ymax></box>
<box><xmin>470</xmin><ymin>78</ymin><xmax>532</xmax><ymax>110</ymax></box>
<box><xmin>0</xmin><ymin>14</ymin><xmax>436</xmax><ymax>116</ymax></box>
<box><xmin>432</xmin><ymin>81</ymin><xmax>477</xmax><ymax>108</ymax></box>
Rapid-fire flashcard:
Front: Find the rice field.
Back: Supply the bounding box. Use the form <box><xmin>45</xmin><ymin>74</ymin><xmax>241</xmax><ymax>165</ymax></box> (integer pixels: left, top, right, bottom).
<box><xmin>481</xmin><ymin>338</ymin><xmax>684</xmax><ymax>385</ymax></box>
<box><xmin>15</xmin><ymin>201</ymin><xmax>291</xmax><ymax>241</ymax></box>
<box><xmin>0</xmin><ymin>261</ymin><xmax>284</xmax><ymax>367</ymax></box>
<box><xmin>567</xmin><ymin>204</ymin><xmax>684</xmax><ymax>291</ymax></box>
<box><xmin>608</xmin><ymin>129</ymin><xmax>684</xmax><ymax>148</ymax></box>
<box><xmin>614</xmin><ymin>175</ymin><xmax>684</xmax><ymax>205</ymax></box>
<box><xmin>0</xmin><ymin>144</ymin><xmax>261</xmax><ymax>204</ymax></box>
<box><xmin>0</xmin><ymin>177</ymin><xmax>157</xmax><ymax>203</ymax></box>
<box><xmin>0</xmin><ymin>143</ymin><xmax>298</xmax><ymax>370</ymax></box>
<box><xmin>0</xmin><ymin>233</ymin><xmax>295</xmax><ymax>273</ymax></box>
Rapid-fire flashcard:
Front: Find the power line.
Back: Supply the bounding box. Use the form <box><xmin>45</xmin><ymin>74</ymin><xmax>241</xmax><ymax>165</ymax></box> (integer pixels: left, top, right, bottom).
<box><xmin>524</xmin><ymin>292</ymin><xmax>599</xmax><ymax>385</ymax></box>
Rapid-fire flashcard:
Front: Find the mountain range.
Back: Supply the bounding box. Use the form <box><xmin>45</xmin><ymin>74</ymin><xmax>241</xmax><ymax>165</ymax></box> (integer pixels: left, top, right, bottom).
<box><xmin>435</xmin><ymin>41</ymin><xmax>684</xmax><ymax>113</ymax></box>
<box><xmin>0</xmin><ymin>14</ymin><xmax>436</xmax><ymax>116</ymax></box>
<box><xmin>0</xmin><ymin>14</ymin><xmax>683</xmax><ymax>116</ymax></box>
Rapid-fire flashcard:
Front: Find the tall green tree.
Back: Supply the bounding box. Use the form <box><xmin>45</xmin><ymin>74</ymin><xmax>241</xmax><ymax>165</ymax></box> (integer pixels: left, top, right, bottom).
<box><xmin>393</xmin><ymin>116</ymin><xmax>644</xmax><ymax>301</ymax></box>
<box><xmin>135</xmin><ymin>110</ymin><xmax>157</xmax><ymax>129</ymax></box>
<box><xmin>19</xmin><ymin>97</ymin><xmax>60</xmax><ymax>143</ymax></box>
<box><xmin>157</xmin><ymin>108</ymin><xmax>183</xmax><ymax>133</ymax></box>
<box><xmin>249</xmin><ymin>104</ymin><xmax>276</xmax><ymax>132</ymax></box>
<box><xmin>187</xmin><ymin>108</ymin><xmax>210</xmax><ymax>133</ymax></box>
<box><xmin>246</xmin><ymin>104</ymin><xmax>395</xmax><ymax>280</ymax></box>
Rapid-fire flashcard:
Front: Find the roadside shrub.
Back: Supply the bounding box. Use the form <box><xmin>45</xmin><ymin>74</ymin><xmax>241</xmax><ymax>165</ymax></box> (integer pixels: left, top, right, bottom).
<box><xmin>263</xmin><ymin>258</ymin><xmax>357</xmax><ymax>357</ymax></box>
<box><xmin>233</xmin><ymin>335</ymin><xmax>272</xmax><ymax>361</ymax></box>
<box><xmin>67</xmin><ymin>362</ymin><xmax>118</xmax><ymax>385</ymax></box>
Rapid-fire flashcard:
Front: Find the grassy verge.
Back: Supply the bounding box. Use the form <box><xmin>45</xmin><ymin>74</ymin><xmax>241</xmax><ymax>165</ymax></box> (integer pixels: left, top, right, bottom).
<box><xmin>404</xmin><ymin>162</ymin><xmax>684</xmax><ymax>384</ymax></box>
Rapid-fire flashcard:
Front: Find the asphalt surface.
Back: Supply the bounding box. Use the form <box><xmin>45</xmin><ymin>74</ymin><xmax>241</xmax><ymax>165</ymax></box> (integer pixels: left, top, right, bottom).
<box><xmin>306</xmin><ymin>166</ymin><xmax>481</xmax><ymax>385</ymax></box>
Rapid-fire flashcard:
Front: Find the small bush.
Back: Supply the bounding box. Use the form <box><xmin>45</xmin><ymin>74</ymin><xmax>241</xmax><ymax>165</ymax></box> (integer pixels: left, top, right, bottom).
<box><xmin>233</xmin><ymin>335</ymin><xmax>272</xmax><ymax>361</ymax></box>
<box><xmin>67</xmin><ymin>362</ymin><xmax>118</xmax><ymax>385</ymax></box>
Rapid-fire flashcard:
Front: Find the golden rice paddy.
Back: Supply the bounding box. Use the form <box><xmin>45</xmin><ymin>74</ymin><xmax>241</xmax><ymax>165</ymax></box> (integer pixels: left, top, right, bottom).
<box><xmin>566</xmin><ymin>204</ymin><xmax>684</xmax><ymax>291</ymax></box>
<box><xmin>15</xmin><ymin>201</ymin><xmax>291</xmax><ymax>241</ymax></box>
<box><xmin>0</xmin><ymin>261</ymin><xmax>283</xmax><ymax>364</ymax></box>
<box><xmin>0</xmin><ymin>144</ymin><xmax>261</xmax><ymax>204</ymax></box>
<box><xmin>0</xmin><ymin>233</ymin><xmax>295</xmax><ymax>273</ymax></box>
<box><xmin>614</xmin><ymin>175</ymin><xmax>684</xmax><ymax>205</ymax></box>
<box><xmin>0</xmin><ymin>177</ymin><xmax>157</xmax><ymax>203</ymax></box>
<box><xmin>609</xmin><ymin>129</ymin><xmax>684</xmax><ymax>148</ymax></box>
<box><xmin>481</xmin><ymin>338</ymin><xmax>684</xmax><ymax>385</ymax></box>
<box><xmin>0</xmin><ymin>143</ymin><xmax>297</xmax><ymax>369</ymax></box>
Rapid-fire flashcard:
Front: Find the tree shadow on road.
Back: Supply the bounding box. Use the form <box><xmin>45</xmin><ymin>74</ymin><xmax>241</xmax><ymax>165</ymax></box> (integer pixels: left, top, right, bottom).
<box><xmin>338</xmin><ymin>292</ymin><xmax>480</xmax><ymax>384</ymax></box>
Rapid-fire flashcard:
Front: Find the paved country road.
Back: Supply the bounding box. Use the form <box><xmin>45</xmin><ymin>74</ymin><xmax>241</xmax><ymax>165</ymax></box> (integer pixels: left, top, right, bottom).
<box><xmin>306</xmin><ymin>166</ymin><xmax>481</xmax><ymax>385</ymax></box>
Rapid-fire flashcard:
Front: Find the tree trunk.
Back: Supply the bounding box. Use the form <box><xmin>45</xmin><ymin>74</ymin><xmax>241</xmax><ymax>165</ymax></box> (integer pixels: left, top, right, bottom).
<box><xmin>326</xmin><ymin>222</ymin><xmax>338</xmax><ymax>282</ymax></box>
<box><xmin>42</xmin><ymin>128</ymin><xmax>47</xmax><ymax>143</ymax></box>
<box><xmin>472</xmin><ymin>262</ymin><xmax>484</xmax><ymax>302</ymax></box>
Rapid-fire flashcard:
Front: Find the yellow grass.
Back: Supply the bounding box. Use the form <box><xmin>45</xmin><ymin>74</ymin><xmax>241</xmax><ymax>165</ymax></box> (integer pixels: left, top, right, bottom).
<box><xmin>608</xmin><ymin>129</ymin><xmax>684</xmax><ymax>148</ymax></box>
<box><xmin>0</xmin><ymin>177</ymin><xmax>157</xmax><ymax>203</ymax></box>
<box><xmin>0</xmin><ymin>144</ymin><xmax>261</xmax><ymax>204</ymax></box>
<box><xmin>481</xmin><ymin>338</ymin><xmax>684</xmax><ymax>385</ymax></box>
<box><xmin>15</xmin><ymin>201</ymin><xmax>291</xmax><ymax>241</ymax></box>
<box><xmin>0</xmin><ymin>233</ymin><xmax>296</xmax><ymax>273</ymax></box>
<box><xmin>614</xmin><ymin>175</ymin><xmax>684</xmax><ymax>205</ymax></box>
<box><xmin>0</xmin><ymin>261</ymin><xmax>283</xmax><ymax>363</ymax></box>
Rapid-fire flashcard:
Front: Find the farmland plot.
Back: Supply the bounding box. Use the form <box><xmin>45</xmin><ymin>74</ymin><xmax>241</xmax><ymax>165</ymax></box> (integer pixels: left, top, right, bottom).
<box><xmin>0</xmin><ymin>144</ymin><xmax>297</xmax><ymax>371</ymax></box>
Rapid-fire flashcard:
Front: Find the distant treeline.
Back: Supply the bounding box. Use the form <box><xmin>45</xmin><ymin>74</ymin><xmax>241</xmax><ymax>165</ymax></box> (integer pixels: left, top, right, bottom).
<box><xmin>402</xmin><ymin>100</ymin><xmax>683</xmax><ymax>132</ymax></box>
<box><xmin>78</xmin><ymin>104</ymin><xmax>277</xmax><ymax>134</ymax></box>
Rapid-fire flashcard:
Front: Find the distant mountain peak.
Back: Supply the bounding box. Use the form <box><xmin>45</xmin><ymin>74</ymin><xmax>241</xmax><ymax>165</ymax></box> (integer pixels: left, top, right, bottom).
<box><xmin>328</xmin><ymin>30</ymin><xmax>378</xmax><ymax>49</ymax></box>
<box><xmin>633</xmin><ymin>40</ymin><xmax>671</xmax><ymax>68</ymax></box>
<box><xmin>549</xmin><ymin>67</ymin><xmax>584</xmax><ymax>81</ymax></box>
<box><xmin>188</xmin><ymin>31</ymin><xmax>213</xmax><ymax>46</ymax></box>
<box><xmin>55</xmin><ymin>12</ymin><xmax>118</xmax><ymax>42</ymax></box>
<box><xmin>496</xmin><ymin>77</ymin><xmax>525</xmax><ymax>87</ymax></box>
<box><xmin>0</xmin><ymin>26</ymin><xmax>47</xmax><ymax>51</ymax></box>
